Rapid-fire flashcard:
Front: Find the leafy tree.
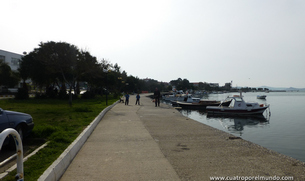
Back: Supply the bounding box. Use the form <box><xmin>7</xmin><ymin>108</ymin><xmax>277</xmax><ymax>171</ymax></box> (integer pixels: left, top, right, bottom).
<box><xmin>125</xmin><ymin>75</ymin><xmax>141</xmax><ymax>93</ymax></box>
<box><xmin>20</xmin><ymin>41</ymin><xmax>192</xmax><ymax>102</ymax></box>
<box><xmin>198</xmin><ymin>82</ymin><xmax>212</xmax><ymax>91</ymax></box>
<box><xmin>181</xmin><ymin>78</ymin><xmax>190</xmax><ymax>90</ymax></box>
<box><xmin>113</xmin><ymin>63</ymin><xmax>121</xmax><ymax>73</ymax></box>
<box><xmin>34</xmin><ymin>41</ymin><xmax>80</xmax><ymax>104</ymax></box>
<box><xmin>76</xmin><ymin>50</ymin><xmax>100</xmax><ymax>94</ymax></box>
<box><xmin>143</xmin><ymin>79</ymin><xmax>160</xmax><ymax>92</ymax></box>
<box><xmin>170</xmin><ymin>78</ymin><xmax>191</xmax><ymax>91</ymax></box>
<box><xmin>20</xmin><ymin>49</ymin><xmax>51</xmax><ymax>90</ymax></box>
<box><xmin>0</xmin><ymin>60</ymin><xmax>19</xmax><ymax>89</ymax></box>
<box><xmin>19</xmin><ymin>54</ymin><xmax>31</xmax><ymax>90</ymax></box>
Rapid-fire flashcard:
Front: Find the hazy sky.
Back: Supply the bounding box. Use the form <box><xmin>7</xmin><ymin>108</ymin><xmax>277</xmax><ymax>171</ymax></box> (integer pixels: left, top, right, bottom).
<box><xmin>1</xmin><ymin>0</ymin><xmax>305</xmax><ymax>88</ymax></box>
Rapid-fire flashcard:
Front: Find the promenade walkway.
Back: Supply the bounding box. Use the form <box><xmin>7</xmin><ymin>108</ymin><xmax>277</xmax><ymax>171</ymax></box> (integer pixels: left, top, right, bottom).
<box><xmin>60</xmin><ymin>94</ymin><xmax>305</xmax><ymax>181</ymax></box>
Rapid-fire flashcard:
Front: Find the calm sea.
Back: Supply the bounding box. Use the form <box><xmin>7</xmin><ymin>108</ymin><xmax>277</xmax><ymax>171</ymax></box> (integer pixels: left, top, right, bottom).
<box><xmin>172</xmin><ymin>92</ymin><xmax>305</xmax><ymax>163</ymax></box>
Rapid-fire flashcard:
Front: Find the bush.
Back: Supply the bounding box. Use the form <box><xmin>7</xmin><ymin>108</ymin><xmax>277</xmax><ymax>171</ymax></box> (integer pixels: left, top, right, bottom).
<box><xmin>81</xmin><ymin>91</ymin><xmax>96</xmax><ymax>99</ymax></box>
<box><xmin>34</xmin><ymin>93</ymin><xmax>47</xmax><ymax>99</ymax></box>
<box><xmin>58</xmin><ymin>89</ymin><xmax>68</xmax><ymax>99</ymax></box>
<box><xmin>113</xmin><ymin>92</ymin><xmax>122</xmax><ymax>99</ymax></box>
<box><xmin>15</xmin><ymin>88</ymin><xmax>29</xmax><ymax>99</ymax></box>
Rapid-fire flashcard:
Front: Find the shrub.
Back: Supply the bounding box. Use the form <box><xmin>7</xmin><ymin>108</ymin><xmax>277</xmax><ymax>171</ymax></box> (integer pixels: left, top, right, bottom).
<box><xmin>81</xmin><ymin>91</ymin><xmax>96</xmax><ymax>99</ymax></box>
<box><xmin>15</xmin><ymin>88</ymin><xmax>29</xmax><ymax>99</ymax></box>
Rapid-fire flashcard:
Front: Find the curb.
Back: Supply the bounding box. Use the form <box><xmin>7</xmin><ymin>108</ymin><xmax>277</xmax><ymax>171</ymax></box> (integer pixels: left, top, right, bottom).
<box><xmin>0</xmin><ymin>95</ymin><xmax>15</xmax><ymax>98</ymax></box>
<box><xmin>0</xmin><ymin>94</ymin><xmax>35</xmax><ymax>98</ymax></box>
<box><xmin>38</xmin><ymin>101</ymin><xmax>119</xmax><ymax>181</ymax></box>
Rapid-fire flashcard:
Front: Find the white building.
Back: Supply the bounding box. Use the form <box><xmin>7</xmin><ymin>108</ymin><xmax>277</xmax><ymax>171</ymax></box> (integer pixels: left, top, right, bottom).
<box><xmin>209</xmin><ymin>83</ymin><xmax>219</xmax><ymax>88</ymax></box>
<box><xmin>0</xmin><ymin>49</ymin><xmax>23</xmax><ymax>91</ymax></box>
<box><xmin>0</xmin><ymin>49</ymin><xmax>22</xmax><ymax>71</ymax></box>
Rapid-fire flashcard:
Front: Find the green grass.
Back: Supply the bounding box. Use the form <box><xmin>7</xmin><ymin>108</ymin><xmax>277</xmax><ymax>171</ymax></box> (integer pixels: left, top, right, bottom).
<box><xmin>0</xmin><ymin>96</ymin><xmax>118</xmax><ymax>181</ymax></box>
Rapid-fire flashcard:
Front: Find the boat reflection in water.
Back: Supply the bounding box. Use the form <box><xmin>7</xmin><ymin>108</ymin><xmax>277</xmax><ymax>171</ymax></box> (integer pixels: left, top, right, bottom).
<box><xmin>179</xmin><ymin>109</ymin><xmax>270</xmax><ymax>137</ymax></box>
<box><xmin>206</xmin><ymin>114</ymin><xmax>270</xmax><ymax>136</ymax></box>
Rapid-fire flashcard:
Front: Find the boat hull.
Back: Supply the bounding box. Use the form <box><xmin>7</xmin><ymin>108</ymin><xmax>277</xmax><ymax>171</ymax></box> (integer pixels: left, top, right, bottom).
<box><xmin>175</xmin><ymin>100</ymin><xmax>231</xmax><ymax>110</ymax></box>
<box><xmin>176</xmin><ymin>102</ymin><xmax>220</xmax><ymax>109</ymax></box>
<box><xmin>206</xmin><ymin>106</ymin><xmax>269</xmax><ymax>115</ymax></box>
<box><xmin>257</xmin><ymin>95</ymin><xmax>267</xmax><ymax>99</ymax></box>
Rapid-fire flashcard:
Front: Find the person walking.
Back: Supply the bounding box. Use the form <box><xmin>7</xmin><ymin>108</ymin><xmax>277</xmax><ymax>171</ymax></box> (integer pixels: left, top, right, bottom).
<box><xmin>125</xmin><ymin>93</ymin><xmax>130</xmax><ymax>105</ymax></box>
<box><xmin>154</xmin><ymin>88</ymin><xmax>161</xmax><ymax>107</ymax></box>
<box><xmin>135</xmin><ymin>93</ymin><xmax>140</xmax><ymax>105</ymax></box>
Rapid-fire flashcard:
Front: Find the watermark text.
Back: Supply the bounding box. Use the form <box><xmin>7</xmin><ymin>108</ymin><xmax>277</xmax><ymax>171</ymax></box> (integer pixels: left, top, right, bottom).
<box><xmin>210</xmin><ymin>175</ymin><xmax>294</xmax><ymax>181</ymax></box>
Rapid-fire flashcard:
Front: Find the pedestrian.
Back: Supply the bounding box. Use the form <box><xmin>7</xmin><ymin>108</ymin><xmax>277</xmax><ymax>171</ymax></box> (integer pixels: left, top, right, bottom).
<box><xmin>135</xmin><ymin>93</ymin><xmax>140</xmax><ymax>105</ymax></box>
<box><xmin>125</xmin><ymin>93</ymin><xmax>129</xmax><ymax>105</ymax></box>
<box><xmin>119</xmin><ymin>95</ymin><xmax>124</xmax><ymax>103</ymax></box>
<box><xmin>154</xmin><ymin>88</ymin><xmax>161</xmax><ymax>107</ymax></box>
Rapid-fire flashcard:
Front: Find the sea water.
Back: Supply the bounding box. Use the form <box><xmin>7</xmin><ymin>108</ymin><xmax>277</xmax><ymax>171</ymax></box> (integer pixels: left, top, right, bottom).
<box><xmin>175</xmin><ymin>92</ymin><xmax>305</xmax><ymax>163</ymax></box>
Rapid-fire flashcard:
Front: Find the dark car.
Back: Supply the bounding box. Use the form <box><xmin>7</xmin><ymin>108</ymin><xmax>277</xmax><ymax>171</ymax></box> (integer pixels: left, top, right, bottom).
<box><xmin>0</xmin><ymin>108</ymin><xmax>34</xmax><ymax>145</ymax></box>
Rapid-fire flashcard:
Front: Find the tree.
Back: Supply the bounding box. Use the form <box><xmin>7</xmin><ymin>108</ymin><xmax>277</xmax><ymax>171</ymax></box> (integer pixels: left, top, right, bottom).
<box><xmin>113</xmin><ymin>63</ymin><xmax>121</xmax><ymax>73</ymax></box>
<box><xmin>20</xmin><ymin>41</ymin><xmax>171</xmax><ymax>101</ymax></box>
<box><xmin>19</xmin><ymin>53</ymin><xmax>32</xmax><ymax>90</ymax></box>
<box><xmin>224</xmin><ymin>82</ymin><xmax>232</xmax><ymax>91</ymax></box>
<box><xmin>143</xmin><ymin>79</ymin><xmax>160</xmax><ymax>92</ymax></box>
<box><xmin>170</xmin><ymin>78</ymin><xmax>191</xmax><ymax>91</ymax></box>
<box><xmin>20</xmin><ymin>48</ymin><xmax>51</xmax><ymax>90</ymax></box>
<box><xmin>19</xmin><ymin>41</ymin><xmax>91</xmax><ymax>103</ymax></box>
<box><xmin>170</xmin><ymin>78</ymin><xmax>182</xmax><ymax>88</ymax></box>
<box><xmin>35</xmin><ymin>41</ymin><xmax>80</xmax><ymax>104</ymax></box>
<box><xmin>181</xmin><ymin>79</ymin><xmax>190</xmax><ymax>90</ymax></box>
<box><xmin>0</xmin><ymin>60</ymin><xmax>19</xmax><ymax>89</ymax></box>
<box><xmin>76</xmin><ymin>50</ymin><xmax>100</xmax><ymax>94</ymax></box>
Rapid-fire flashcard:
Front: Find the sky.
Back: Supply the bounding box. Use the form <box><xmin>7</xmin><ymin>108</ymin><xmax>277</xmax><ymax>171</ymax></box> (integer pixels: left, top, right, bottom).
<box><xmin>1</xmin><ymin>0</ymin><xmax>305</xmax><ymax>88</ymax></box>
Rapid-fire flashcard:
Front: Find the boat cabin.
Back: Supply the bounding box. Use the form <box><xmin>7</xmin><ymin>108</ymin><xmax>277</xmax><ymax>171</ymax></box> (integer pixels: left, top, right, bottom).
<box><xmin>207</xmin><ymin>95</ymin><xmax>269</xmax><ymax>115</ymax></box>
<box><xmin>183</xmin><ymin>94</ymin><xmax>200</xmax><ymax>103</ymax></box>
<box><xmin>227</xmin><ymin>97</ymin><xmax>261</xmax><ymax>109</ymax></box>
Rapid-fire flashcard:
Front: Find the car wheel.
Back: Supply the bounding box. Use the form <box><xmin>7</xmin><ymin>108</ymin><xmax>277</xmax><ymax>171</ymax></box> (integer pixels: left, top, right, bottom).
<box><xmin>7</xmin><ymin>126</ymin><xmax>24</xmax><ymax>150</ymax></box>
<box><xmin>16</xmin><ymin>125</ymin><xmax>24</xmax><ymax>141</ymax></box>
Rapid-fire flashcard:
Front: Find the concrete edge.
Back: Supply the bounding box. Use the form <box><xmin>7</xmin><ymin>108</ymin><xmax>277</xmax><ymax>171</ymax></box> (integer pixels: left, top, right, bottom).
<box><xmin>38</xmin><ymin>101</ymin><xmax>119</xmax><ymax>181</ymax></box>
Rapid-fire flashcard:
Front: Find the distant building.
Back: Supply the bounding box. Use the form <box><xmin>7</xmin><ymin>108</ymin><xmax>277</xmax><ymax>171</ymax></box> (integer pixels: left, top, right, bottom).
<box><xmin>0</xmin><ymin>49</ymin><xmax>22</xmax><ymax>71</ymax></box>
<box><xmin>0</xmin><ymin>49</ymin><xmax>24</xmax><ymax>90</ymax></box>
<box><xmin>209</xmin><ymin>83</ymin><xmax>219</xmax><ymax>88</ymax></box>
<box><xmin>192</xmin><ymin>82</ymin><xmax>200</xmax><ymax>87</ymax></box>
<box><xmin>143</xmin><ymin>78</ymin><xmax>151</xmax><ymax>82</ymax></box>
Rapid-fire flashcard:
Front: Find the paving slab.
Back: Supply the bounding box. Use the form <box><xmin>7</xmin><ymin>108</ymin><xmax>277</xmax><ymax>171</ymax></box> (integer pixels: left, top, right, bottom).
<box><xmin>60</xmin><ymin>94</ymin><xmax>305</xmax><ymax>181</ymax></box>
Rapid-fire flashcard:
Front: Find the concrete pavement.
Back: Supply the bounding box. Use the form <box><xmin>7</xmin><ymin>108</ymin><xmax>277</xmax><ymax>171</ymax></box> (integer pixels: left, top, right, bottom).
<box><xmin>60</xmin><ymin>94</ymin><xmax>305</xmax><ymax>181</ymax></box>
<box><xmin>60</xmin><ymin>95</ymin><xmax>179</xmax><ymax>181</ymax></box>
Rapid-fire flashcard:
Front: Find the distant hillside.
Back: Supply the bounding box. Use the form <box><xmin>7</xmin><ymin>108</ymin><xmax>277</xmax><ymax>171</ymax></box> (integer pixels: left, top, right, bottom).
<box><xmin>259</xmin><ymin>86</ymin><xmax>305</xmax><ymax>91</ymax></box>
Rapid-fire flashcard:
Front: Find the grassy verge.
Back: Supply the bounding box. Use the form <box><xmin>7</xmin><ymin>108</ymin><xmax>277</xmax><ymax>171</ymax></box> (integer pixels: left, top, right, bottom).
<box><xmin>0</xmin><ymin>96</ymin><xmax>118</xmax><ymax>181</ymax></box>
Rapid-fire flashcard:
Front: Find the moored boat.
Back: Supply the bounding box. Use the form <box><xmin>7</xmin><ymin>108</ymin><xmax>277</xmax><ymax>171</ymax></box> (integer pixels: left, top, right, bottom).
<box><xmin>257</xmin><ymin>95</ymin><xmax>267</xmax><ymax>99</ymax></box>
<box><xmin>170</xmin><ymin>94</ymin><xmax>200</xmax><ymax>106</ymax></box>
<box><xmin>162</xmin><ymin>92</ymin><xmax>187</xmax><ymax>101</ymax></box>
<box><xmin>206</xmin><ymin>96</ymin><xmax>270</xmax><ymax>115</ymax></box>
<box><xmin>175</xmin><ymin>98</ymin><xmax>231</xmax><ymax>110</ymax></box>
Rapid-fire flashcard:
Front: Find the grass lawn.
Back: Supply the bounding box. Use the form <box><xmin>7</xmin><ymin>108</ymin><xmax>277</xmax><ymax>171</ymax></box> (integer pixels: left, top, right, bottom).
<box><xmin>0</xmin><ymin>95</ymin><xmax>118</xmax><ymax>181</ymax></box>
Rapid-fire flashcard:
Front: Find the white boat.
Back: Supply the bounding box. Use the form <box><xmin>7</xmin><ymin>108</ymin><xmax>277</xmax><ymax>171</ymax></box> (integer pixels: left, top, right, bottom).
<box><xmin>162</xmin><ymin>93</ymin><xmax>186</xmax><ymax>101</ymax></box>
<box><xmin>170</xmin><ymin>94</ymin><xmax>200</xmax><ymax>106</ymax></box>
<box><xmin>163</xmin><ymin>92</ymin><xmax>199</xmax><ymax>102</ymax></box>
<box><xmin>257</xmin><ymin>95</ymin><xmax>267</xmax><ymax>99</ymax></box>
<box><xmin>206</xmin><ymin>95</ymin><xmax>270</xmax><ymax>115</ymax></box>
<box><xmin>181</xmin><ymin>94</ymin><xmax>201</xmax><ymax>103</ymax></box>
